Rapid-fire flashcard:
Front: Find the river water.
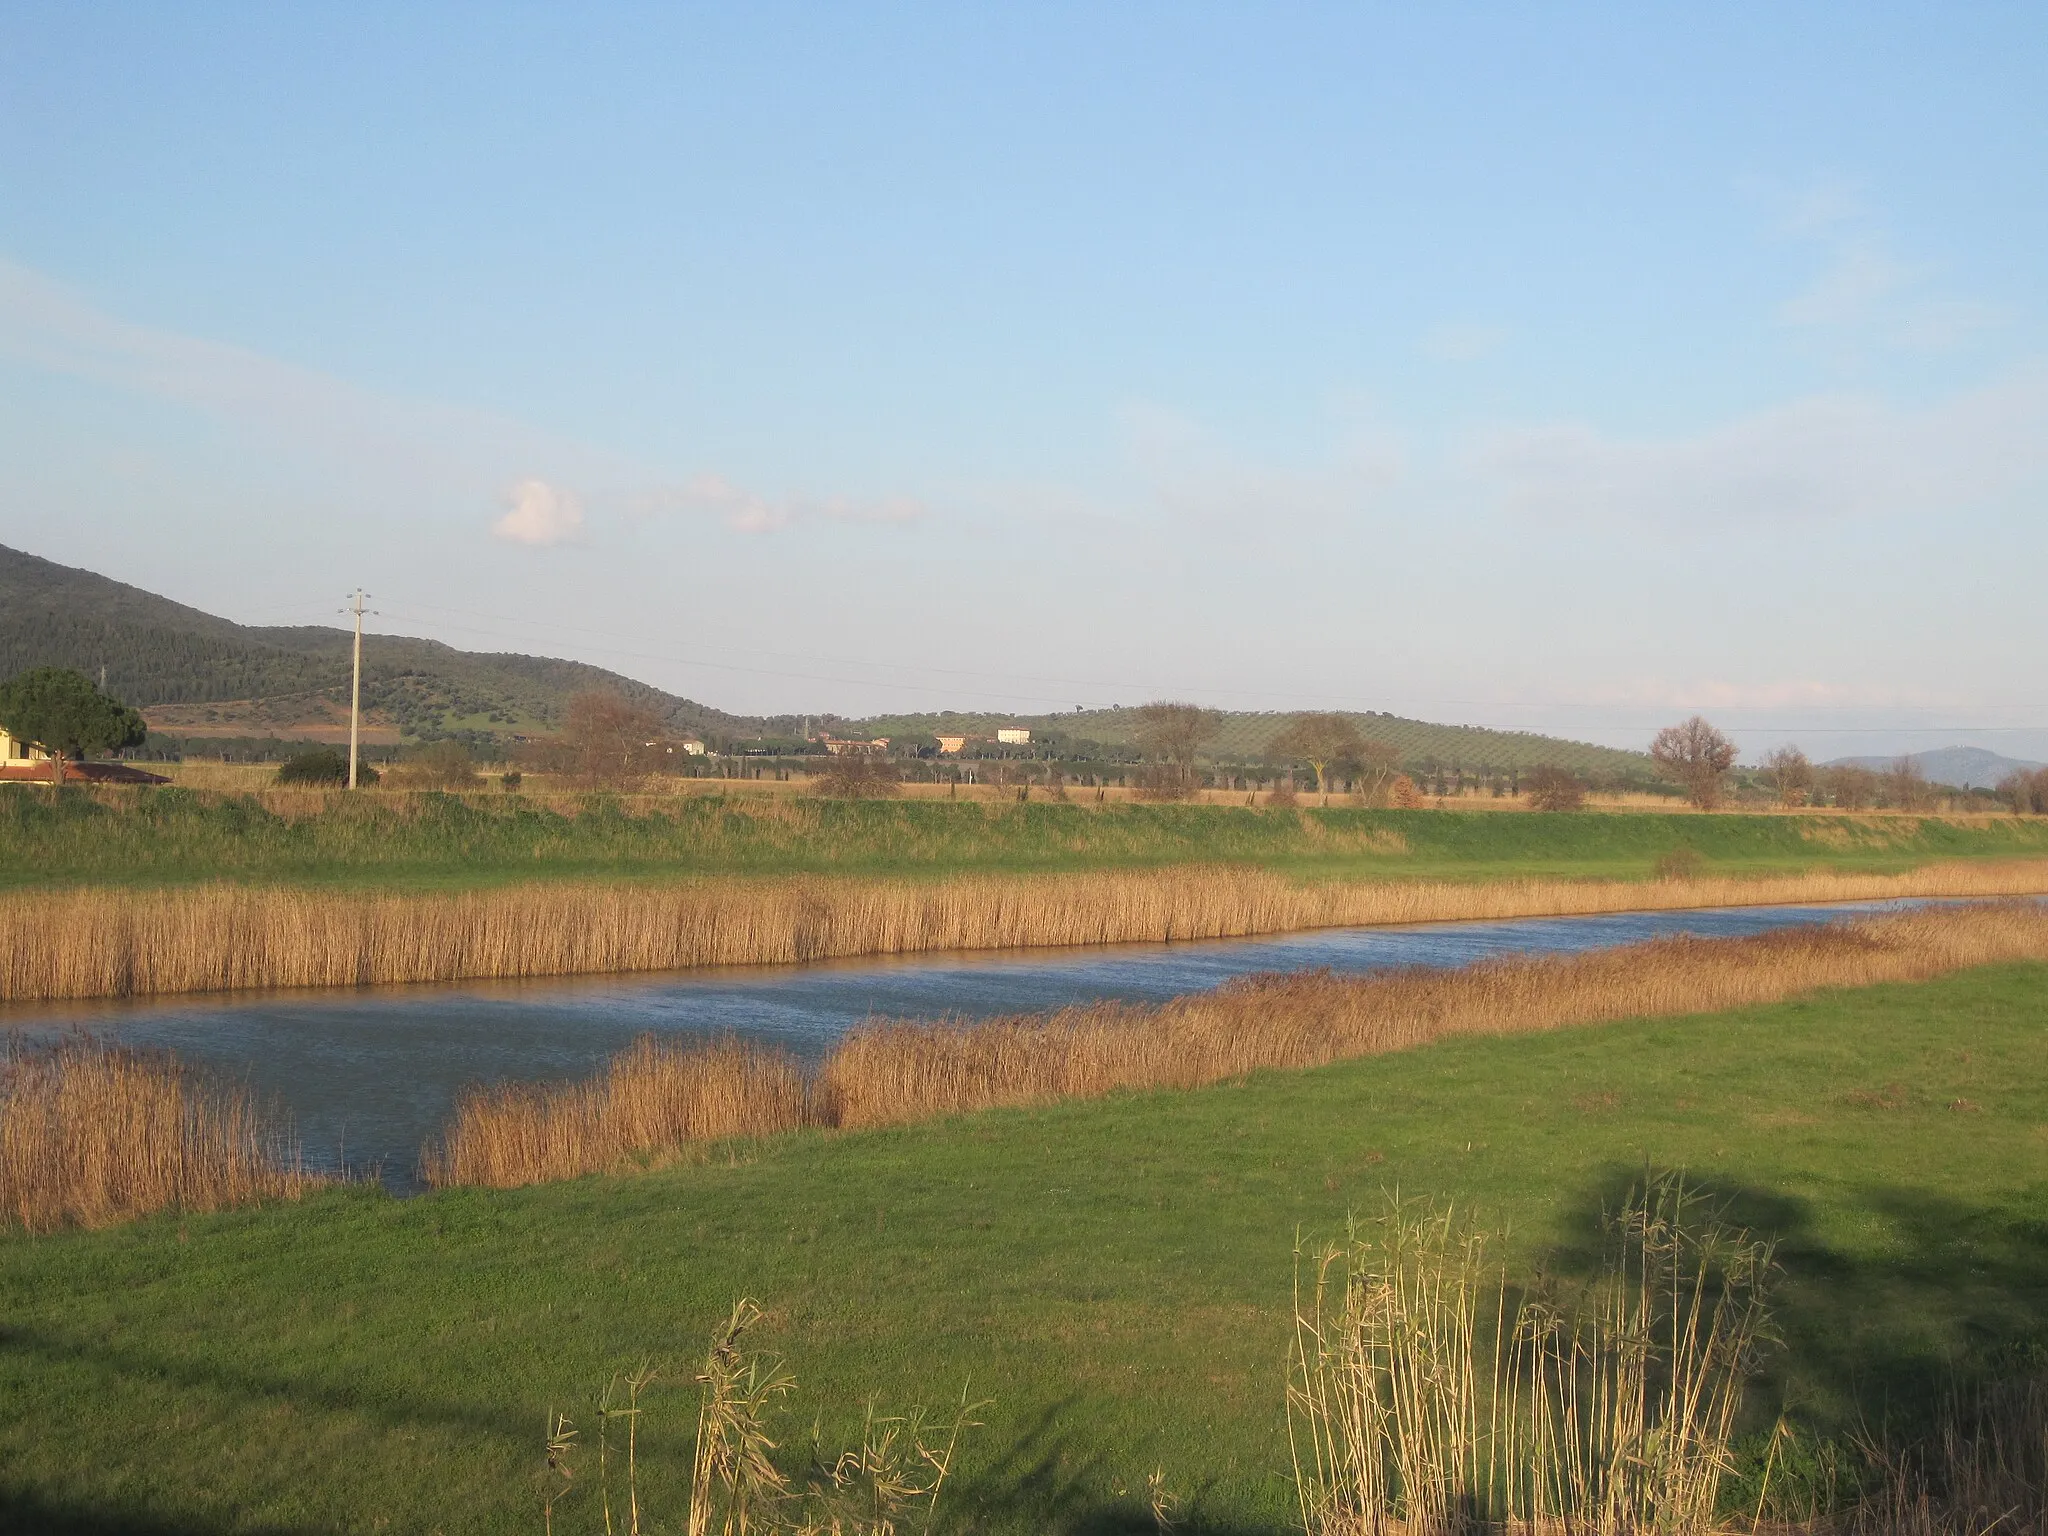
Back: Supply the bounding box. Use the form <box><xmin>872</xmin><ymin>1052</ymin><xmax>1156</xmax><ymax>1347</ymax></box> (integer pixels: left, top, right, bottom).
<box><xmin>1</xmin><ymin>898</ymin><xmax>1957</xmax><ymax>1190</ymax></box>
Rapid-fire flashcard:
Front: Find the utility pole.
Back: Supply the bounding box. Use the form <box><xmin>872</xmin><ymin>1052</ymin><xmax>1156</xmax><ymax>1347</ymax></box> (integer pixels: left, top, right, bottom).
<box><xmin>345</xmin><ymin>589</ymin><xmax>370</xmax><ymax>788</ymax></box>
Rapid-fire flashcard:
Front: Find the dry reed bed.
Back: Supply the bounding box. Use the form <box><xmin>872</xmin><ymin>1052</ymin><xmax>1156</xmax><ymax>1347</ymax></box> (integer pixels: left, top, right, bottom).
<box><xmin>9</xmin><ymin>860</ymin><xmax>2048</xmax><ymax>1005</ymax></box>
<box><xmin>1</xmin><ymin>1040</ymin><xmax>319</xmax><ymax>1232</ymax></box>
<box><xmin>427</xmin><ymin>901</ymin><xmax>2048</xmax><ymax>1188</ymax></box>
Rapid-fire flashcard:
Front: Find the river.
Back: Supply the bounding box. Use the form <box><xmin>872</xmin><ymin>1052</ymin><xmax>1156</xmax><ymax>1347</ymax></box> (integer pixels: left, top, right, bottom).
<box><xmin>1</xmin><ymin>898</ymin><xmax>1956</xmax><ymax>1190</ymax></box>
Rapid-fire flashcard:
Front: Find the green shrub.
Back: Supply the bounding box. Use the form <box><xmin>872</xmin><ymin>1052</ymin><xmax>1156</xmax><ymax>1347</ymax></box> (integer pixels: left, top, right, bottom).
<box><xmin>275</xmin><ymin>749</ymin><xmax>379</xmax><ymax>787</ymax></box>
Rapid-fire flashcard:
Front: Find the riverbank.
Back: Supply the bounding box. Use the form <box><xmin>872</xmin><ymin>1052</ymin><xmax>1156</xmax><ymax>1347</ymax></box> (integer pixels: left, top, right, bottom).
<box><xmin>7</xmin><ymin>859</ymin><xmax>2048</xmax><ymax>1003</ymax></box>
<box><xmin>4</xmin><ymin>961</ymin><xmax>2043</xmax><ymax>1532</ymax></box>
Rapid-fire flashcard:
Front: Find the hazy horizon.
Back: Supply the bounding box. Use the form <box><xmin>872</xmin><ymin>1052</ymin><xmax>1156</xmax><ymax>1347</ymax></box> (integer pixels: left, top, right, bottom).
<box><xmin>4</xmin><ymin>6</ymin><xmax>2044</xmax><ymax>760</ymax></box>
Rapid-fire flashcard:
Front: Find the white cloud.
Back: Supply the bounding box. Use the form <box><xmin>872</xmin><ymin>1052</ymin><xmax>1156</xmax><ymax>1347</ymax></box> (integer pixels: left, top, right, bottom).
<box><xmin>1479</xmin><ymin>366</ymin><xmax>2048</xmax><ymax>527</ymax></box>
<box><xmin>492</xmin><ymin>478</ymin><xmax>586</xmax><ymax>545</ymax></box>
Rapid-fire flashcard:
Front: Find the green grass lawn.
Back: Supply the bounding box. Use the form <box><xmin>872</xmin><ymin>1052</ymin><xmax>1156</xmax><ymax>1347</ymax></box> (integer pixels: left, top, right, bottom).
<box><xmin>3</xmin><ymin>965</ymin><xmax>2045</xmax><ymax>1532</ymax></box>
<box><xmin>6</xmin><ymin>788</ymin><xmax>2045</xmax><ymax>892</ymax></box>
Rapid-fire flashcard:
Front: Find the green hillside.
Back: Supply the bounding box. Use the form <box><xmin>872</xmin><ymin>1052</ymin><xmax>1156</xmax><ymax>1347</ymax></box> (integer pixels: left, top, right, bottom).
<box><xmin>0</xmin><ymin>544</ymin><xmax>752</xmax><ymax>743</ymax></box>
<box><xmin>851</xmin><ymin>707</ymin><xmax>1652</xmax><ymax>775</ymax></box>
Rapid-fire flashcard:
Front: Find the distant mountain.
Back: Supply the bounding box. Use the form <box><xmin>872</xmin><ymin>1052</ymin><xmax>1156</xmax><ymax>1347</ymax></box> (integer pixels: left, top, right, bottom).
<box><xmin>1822</xmin><ymin>746</ymin><xmax>2044</xmax><ymax>790</ymax></box>
<box><xmin>1</xmin><ymin>542</ymin><xmax>1655</xmax><ymax>771</ymax></box>
<box><xmin>0</xmin><ymin>544</ymin><xmax>755</xmax><ymax>744</ymax></box>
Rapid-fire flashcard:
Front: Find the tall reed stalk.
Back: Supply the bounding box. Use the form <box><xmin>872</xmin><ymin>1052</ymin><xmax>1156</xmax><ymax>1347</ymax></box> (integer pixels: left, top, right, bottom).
<box><xmin>0</xmin><ymin>1038</ymin><xmax>319</xmax><ymax>1231</ymax></box>
<box><xmin>6</xmin><ymin>861</ymin><xmax>2047</xmax><ymax>1004</ymax></box>
<box><xmin>1287</xmin><ymin>1181</ymin><xmax>1776</xmax><ymax>1536</ymax></box>
<box><xmin>427</xmin><ymin>901</ymin><xmax>2048</xmax><ymax>1188</ymax></box>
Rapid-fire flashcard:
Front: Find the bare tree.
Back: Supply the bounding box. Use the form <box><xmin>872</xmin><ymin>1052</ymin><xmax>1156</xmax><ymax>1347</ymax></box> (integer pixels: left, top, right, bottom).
<box><xmin>1880</xmin><ymin>756</ymin><xmax>1933</xmax><ymax>812</ymax></box>
<box><xmin>1761</xmin><ymin>746</ymin><xmax>1814</xmax><ymax>809</ymax></box>
<box><xmin>1999</xmin><ymin>767</ymin><xmax>2048</xmax><ymax>815</ymax></box>
<box><xmin>387</xmin><ymin>738</ymin><xmax>480</xmax><ymax>791</ymax></box>
<box><xmin>1649</xmin><ymin>716</ymin><xmax>1738</xmax><ymax>809</ymax></box>
<box><xmin>1131</xmin><ymin>701</ymin><xmax>1221</xmax><ymax>801</ymax></box>
<box><xmin>1525</xmin><ymin>764</ymin><xmax>1586</xmax><ymax>811</ymax></box>
<box><xmin>811</xmin><ymin>752</ymin><xmax>901</xmax><ymax>798</ymax></box>
<box><xmin>524</xmin><ymin>690</ymin><xmax>669</xmax><ymax>787</ymax></box>
<box><xmin>1349</xmin><ymin>738</ymin><xmax>1402</xmax><ymax>806</ymax></box>
<box><xmin>1823</xmin><ymin>764</ymin><xmax>1878</xmax><ymax>810</ymax></box>
<box><xmin>1269</xmin><ymin>713</ymin><xmax>1365</xmax><ymax>804</ymax></box>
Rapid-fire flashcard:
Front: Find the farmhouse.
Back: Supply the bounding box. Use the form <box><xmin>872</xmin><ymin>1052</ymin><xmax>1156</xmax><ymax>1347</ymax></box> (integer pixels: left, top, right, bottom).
<box><xmin>821</xmin><ymin>737</ymin><xmax>890</xmax><ymax>756</ymax></box>
<box><xmin>0</xmin><ymin>724</ymin><xmax>46</xmax><ymax>766</ymax></box>
<box><xmin>996</xmin><ymin>727</ymin><xmax>1031</xmax><ymax>745</ymax></box>
<box><xmin>935</xmin><ymin>735</ymin><xmax>968</xmax><ymax>754</ymax></box>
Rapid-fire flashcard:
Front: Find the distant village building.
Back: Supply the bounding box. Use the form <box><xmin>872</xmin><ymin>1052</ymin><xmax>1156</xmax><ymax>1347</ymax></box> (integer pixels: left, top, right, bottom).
<box><xmin>996</xmin><ymin>727</ymin><xmax>1031</xmax><ymax>745</ymax></box>
<box><xmin>822</xmin><ymin>737</ymin><xmax>890</xmax><ymax>756</ymax></box>
<box><xmin>935</xmin><ymin>735</ymin><xmax>968</xmax><ymax>754</ymax></box>
<box><xmin>678</xmin><ymin>739</ymin><xmax>707</xmax><ymax>756</ymax></box>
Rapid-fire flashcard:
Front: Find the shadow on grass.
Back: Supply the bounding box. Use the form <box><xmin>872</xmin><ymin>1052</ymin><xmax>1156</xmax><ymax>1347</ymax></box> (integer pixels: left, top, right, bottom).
<box><xmin>1539</xmin><ymin>1166</ymin><xmax>2048</xmax><ymax>1437</ymax></box>
<box><xmin>0</xmin><ymin>1318</ymin><xmax>526</xmax><ymax>1445</ymax></box>
<box><xmin>952</xmin><ymin>1396</ymin><xmax>1285</xmax><ymax>1535</ymax></box>
<box><xmin>0</xmin><ymin>1485</ymin><xmax>321</xmax><ymax>1536</ymax></box>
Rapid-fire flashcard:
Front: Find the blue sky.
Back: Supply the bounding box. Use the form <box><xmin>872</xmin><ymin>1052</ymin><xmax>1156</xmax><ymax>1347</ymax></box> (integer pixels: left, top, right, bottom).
<box><xmin>3</xmin><ymin>4</ymin><xmax>2045</xmax><ymax>756</ymax></box>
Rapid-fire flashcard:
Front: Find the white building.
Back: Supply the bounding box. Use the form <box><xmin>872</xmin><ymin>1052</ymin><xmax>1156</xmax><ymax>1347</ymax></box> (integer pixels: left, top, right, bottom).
<box><xmin>995</xmin><ymin>727</ymin><xmax>1031</xmax><ymax>745</ymax></box>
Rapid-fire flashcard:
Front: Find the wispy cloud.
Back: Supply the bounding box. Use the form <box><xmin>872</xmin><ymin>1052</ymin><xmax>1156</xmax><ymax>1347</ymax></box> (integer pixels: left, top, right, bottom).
<box><xmin>1778</xmin><ymin>238</ymin><xmax>1912</xmax><ymax>329</ymax></box>
<box><xmin>1115</xmin><ymin>400</ymin><xmax>1405</xmax><ymax>530</ymax></box>
<box><xmin>1893</xmin><ymin>298</ymin><xmax>2011</xmax><ymax>352</ymax></box>
<box><xmin>0</xmin><ymin>255</ymin><xmax>924</xmax><ymax>546</ymax></box>
<box><xmin>1421</xmin><ymin>322</ymin><xmax>1508</xmax><ymax>363</ymax></box>
<box><xmin>1762</xmin><ymin>175</ymin><xmax>1867</xmax><ymax>238</ymax></box>
<box><xmin>636</xmin><ymin>473</ymin><xmax>925</xmax><ymax>534</ymax></box>
<box><xmin>492</xmin><ymin>479</ymin><xmax>586</xmax><ymax>545</ymax></box>
<box><xmin>1756</xmin><ymin>180</ymin><xmax>2008</xmax><ymax>352</ymax></box>
<box><xmin>1479</xmin><ymin>366</ymin><xmax>2048</xmax><ymax>527</ymax></box>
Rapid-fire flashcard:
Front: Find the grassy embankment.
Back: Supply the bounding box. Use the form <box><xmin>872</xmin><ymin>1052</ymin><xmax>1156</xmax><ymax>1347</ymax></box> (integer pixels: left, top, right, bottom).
<box><xmin>2</xmin><ymin>961</ymin><xmax>2043</xmax><ymax>1532</ymax></box>
<box><xmin>9</xmin><ymin>787</ymin><xmax>2048</xmax><ymax>892</ymax></box>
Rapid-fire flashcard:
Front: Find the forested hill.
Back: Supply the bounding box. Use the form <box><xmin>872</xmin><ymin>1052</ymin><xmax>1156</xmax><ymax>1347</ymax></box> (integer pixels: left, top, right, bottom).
<box><xmin>0</xmin><ymin>544</ymin><xmax>750</xmax><ymax>742</ymax></box>
<box><xmin>3</xmin><ymin>543</ymin><xmax>1650</xmax><ymax>771</ymax></box>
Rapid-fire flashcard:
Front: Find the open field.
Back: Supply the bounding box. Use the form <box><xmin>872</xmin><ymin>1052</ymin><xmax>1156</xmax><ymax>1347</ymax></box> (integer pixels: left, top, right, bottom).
<box><xmin>2</xmin><ymin>962</ymin><xmax>2043</xmax><ymax>1532</ymax></box>
<box><xmin>6</xmin><ymin>787</ymin><xmax>2047</xmax><ymax>894</ymax></box>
